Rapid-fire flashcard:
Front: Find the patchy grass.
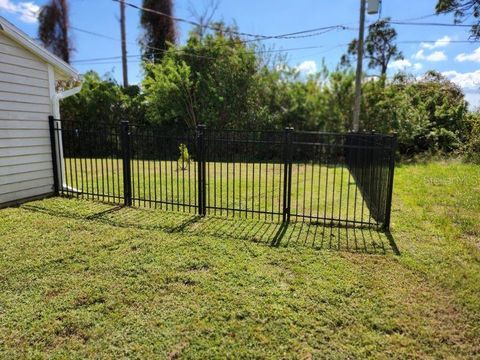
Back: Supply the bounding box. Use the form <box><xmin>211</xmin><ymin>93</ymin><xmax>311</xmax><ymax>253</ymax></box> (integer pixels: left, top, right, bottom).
<box><xmin>0</xmin><ymin>160</ymin><xmax>479</xmax><ymax>358</ymax></box>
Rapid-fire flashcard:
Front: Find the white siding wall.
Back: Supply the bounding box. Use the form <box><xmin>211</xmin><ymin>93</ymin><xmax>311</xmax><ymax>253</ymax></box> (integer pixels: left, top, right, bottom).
<box><xmin>0</xmin><ymin>32</ymin><xmax>54</xmax><ymax>205</ymax></box>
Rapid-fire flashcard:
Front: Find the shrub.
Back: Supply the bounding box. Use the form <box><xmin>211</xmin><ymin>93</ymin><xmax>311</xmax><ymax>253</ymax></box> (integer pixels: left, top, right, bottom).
<box><xmin>465</xmin><ymin>112</ymin><xmax>480</xmax><ymax>163</ymax></box>
<box><xmin>178</xmin><ymin>143</ymin><xmax>190</xmax><ymax>170</ymax></box>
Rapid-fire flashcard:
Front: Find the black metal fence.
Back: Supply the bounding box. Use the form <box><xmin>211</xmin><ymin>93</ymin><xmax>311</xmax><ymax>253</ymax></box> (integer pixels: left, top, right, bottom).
<box><xmin>49</xmin><ymin>117</ymin><xmax>396</xmax><ymax>229</ymax></box>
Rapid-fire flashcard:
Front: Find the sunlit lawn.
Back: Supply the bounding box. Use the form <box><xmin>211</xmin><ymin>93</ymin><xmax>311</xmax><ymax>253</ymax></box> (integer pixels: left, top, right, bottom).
<box><xmin>0</xmin><ymin>160</ymin><xmax>479</xmax><ymax>358</ymax></box>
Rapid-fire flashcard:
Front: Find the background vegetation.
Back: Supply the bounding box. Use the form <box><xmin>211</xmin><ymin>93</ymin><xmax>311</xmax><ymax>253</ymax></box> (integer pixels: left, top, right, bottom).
<box><xmin>61</xmin><ymin>23</ymin><xmax>479</xmax><ymax>160</ymax></box>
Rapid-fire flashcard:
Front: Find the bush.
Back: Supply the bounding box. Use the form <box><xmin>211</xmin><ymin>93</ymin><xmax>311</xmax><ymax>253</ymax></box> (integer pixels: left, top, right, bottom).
<box><xmin>465</xmin><ymin>112</ymin><xmax>480</xmax><ymax>163</ymax></box>
<box><xmin>178</xmin><ymin>143</ymin><xmax>190</xmax><ymax>170</ymax></box>
<box><xmin>63</xmin><ymin>37</ymin><xmax>474</xmax><ymax>159</ymax></box>
<box><xmin>61</xmin><ymin>71</ymin><xmax>146</xmax><ymax>127</ymax></box>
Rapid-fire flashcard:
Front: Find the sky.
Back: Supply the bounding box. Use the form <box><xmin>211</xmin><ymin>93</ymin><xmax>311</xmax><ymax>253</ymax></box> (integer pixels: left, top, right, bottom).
<box><xmin>1</xmin><ymin>0</ymin><xmax>480</xmax><ymax>107</ymax></box>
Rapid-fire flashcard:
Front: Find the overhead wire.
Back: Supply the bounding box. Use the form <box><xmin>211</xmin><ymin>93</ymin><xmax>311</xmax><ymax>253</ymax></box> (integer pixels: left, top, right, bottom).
<box><xmin>390</xmin><ymin>20</ymin><xmax>476</xmax><ymax>28</ymax></box>
<box><xmin>70</xmin><ymin>3</ymin><xmax>480</xmax><ymax>66</ymax></box>
<box><xmin>112</xmin><ymin>0</ymin><xmax>354</xmax><ymax>42</ymax></box>
<box><xmin>69</xmin><ymin>22</ymin><xmax>352</xmax><ymax>64</ymax></box>
<box><xmin>70</xmin><ymin>34</ymin><xmax>480</xmax><ymax>65</ymax></box>
<box><xmin>71</xmin><ymin>45</ymin><xmax>335</xmax><ymax>64</ymax></box>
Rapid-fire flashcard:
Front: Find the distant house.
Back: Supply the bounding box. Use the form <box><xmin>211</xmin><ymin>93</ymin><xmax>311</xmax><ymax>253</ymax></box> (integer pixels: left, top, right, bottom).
<box><xmin>0</xmin><ymin>16</ymin><xmax>81</xmax><ymax>207</ymax></box>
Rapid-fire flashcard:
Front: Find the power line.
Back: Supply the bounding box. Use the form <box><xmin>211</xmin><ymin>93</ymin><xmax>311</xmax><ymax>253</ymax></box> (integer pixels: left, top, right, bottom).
<box><xmin>398</xmin><ymin>40</ymin><xmax>479</xmax><ymax>44</ymax></box>
<box><xmin>113</xmin><ymin>0</ymin><xmax>352</xmax><ymax>41</ymax></box>
<box><xmin>390</xmin><ymin>20</ymin><xmax>475</xmax><ymax>28</ymax></box>
<box><xmin>70</xmin><ymin>23</ymin><xmax>352</xmax><ymax>64</ymax></box>
<box><xmin>112</xmin><ymin>0</ymin><xmax>280</xmax><ymax>40</ymax></box>
<box><xmin>71</xmin><ymin>26</ymin><xmax>219</xmax><ymax>60</ymax></box>
<box><xmin>71</xmin><ymin>26</ymin><xmax>119</xmax><ymax>41</ymax></box>
<box><xmin>242</xmin><ymin>26</ymin><xmax>353</xmax><ymax>42</ymax></box>
<box><xmin>71</xmin><ymin>45</ymin><xmax>335</xmax><ymax>64</ymax></box>
<box><xmin>70</xmin><ymin>35</ymin><xmax>480</xmax><ymax>65</ymax></box>
<box><xmin>392</xmin><ymin>13</ymin><xmax>439</xmax><ymax>22</ymax></box>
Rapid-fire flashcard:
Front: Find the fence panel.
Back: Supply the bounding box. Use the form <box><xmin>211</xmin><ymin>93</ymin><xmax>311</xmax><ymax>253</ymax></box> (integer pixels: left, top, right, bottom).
<box><xmin>203</xmin><ymin>129</ymin><xmax>286</xmax><ymax>220</ymax></box>
<box><xmin>345</xmin><ymin>133</ymin><xmax>397</xmax><ymax>228</ymax></box>
<box><xmin>58</xmin><ymin>119</ymin><xmax>125</xmax><ymax>204</ymax></box>
<box><xmin>129</xmin><ymin>124</ymin><xmax>198</xmax><ymax>212</ymax></box>
<box><xmin>51</xmin><ymin>118</ymin><xmax>396</xmax><ymax>230</ymax></box>
<box><xmin>290</xmin><ymin>132</ymin><xmax>356</xmax><ymax>226</ymax></box>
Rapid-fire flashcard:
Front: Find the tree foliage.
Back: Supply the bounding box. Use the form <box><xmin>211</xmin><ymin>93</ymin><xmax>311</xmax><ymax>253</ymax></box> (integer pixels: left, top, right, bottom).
<box><xmin>62</xmin><ymin>30</ymin><xmax>477</xmax><ymax>160</ymax></box>
<box><xmin>140</xmin><ymin>0</ymin><xmax>177</xmax><ymax>62</ymax></box>
<box><xmin>342</xmin><ymin>18</ymin><xmax>403</xmax><ymax>75</ymax></box>
<box><xmin>436</xmin><ymin>0</ymin><xmax>480</xmax><ymax>38</ymax></box>
<box><xmin>61</xmin><ymin>71</ymin><xmax>146</xmax><ymax>126</ymax></box>
<box><xmin>361</xmin><ymin>71</ymin><xmax>468</xmax><ymax>154</ymax></box>
<box><xmin>465</xmin><ymin>111</ymin><xmax>480</xmax><ymax>162</ymax></box>
<box><xmin>143</xmin><ymin>26</ymin><xmax>266</xmax><ymax>130</ymax></box>
<box><xmin>38</xmin><ymin>0</ymin><xmax>71</xmax><ymax>63</ymax></box>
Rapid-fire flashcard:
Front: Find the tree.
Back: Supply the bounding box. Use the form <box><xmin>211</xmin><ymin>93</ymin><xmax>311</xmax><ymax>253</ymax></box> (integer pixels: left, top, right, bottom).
<box><xmin>60</xmin><ymin>71</ymin><xmax>146</xmax><ymax>127</ymax></box>
<box><xmin>341</xmin><ymin>18</ymin><xmax>403</xmax><ymax>75</ymax></box>
<box><xmin>188</xmin><ymin>0</ymin><xmax>220</xmax><ymax>39</ymax></box>
<box><xmin>38</xmin><ymin>0</ymin><xmax>72</xmax><ymax>63</ymax></box>
<box><xmin>436</xmin><ymin>0</ymin><xmax>480</xmax><ymax>38</ymax></box>
<box><xmin>143</xmin><ymin>26</ymin><xmax>262</xmax><ymax>129</ymax></box>
<box><xmin>140</xmin><ymin>0</ymin><xmax>177</xmax><ymax>63</ymax></box>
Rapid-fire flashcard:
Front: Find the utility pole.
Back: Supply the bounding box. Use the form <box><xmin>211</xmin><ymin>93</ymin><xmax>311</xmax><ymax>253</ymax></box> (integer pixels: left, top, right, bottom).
<box><xmin>119</xmin><ymin>0</ymin><xmax>129</xmax><ymax>87</ymax></box>
<box><xmin>352</xmin><ymin>0</ymin><xmax>366</xmax><ymax>132</ymax></box>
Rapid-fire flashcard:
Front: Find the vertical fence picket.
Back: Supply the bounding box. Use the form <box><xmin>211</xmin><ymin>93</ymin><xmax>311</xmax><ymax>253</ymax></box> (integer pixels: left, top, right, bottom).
<box><xmin>196</xmin><ymin>124</ymin><xmax>207</xmax><ymax>216</ymax></box>
<box><xmin>121</xmin><ymin>121</ymin><xmax>132</xmax><ymax>206</ymax></box>
<box><xmin>282</xmin><ymin>127</ymin><xmax>293</xmax><ymax>223</ymax></box>
<box><xmin>48</xmin><ymin>116</ymin><xmax>60</xmax><ymax>195</ymax></box>
<box><xmin>383</xmin><ymin>135</ymin><xmax>397</xmax><ymax>230</ymax></box>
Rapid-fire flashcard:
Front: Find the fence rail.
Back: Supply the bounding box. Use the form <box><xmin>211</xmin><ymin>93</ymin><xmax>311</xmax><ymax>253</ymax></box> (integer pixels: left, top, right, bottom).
<box><xmin>49</xmin><ymin>117</ymin><xmax>396</xmax><ymax>229</ymax></box>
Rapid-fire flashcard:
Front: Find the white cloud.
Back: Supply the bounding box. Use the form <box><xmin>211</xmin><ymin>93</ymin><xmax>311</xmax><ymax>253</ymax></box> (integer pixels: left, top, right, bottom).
<box><xmin>413</xmin><ymin>49</ymin><xmax>425</xmax><ymax>60</ymax></box>
<box><xmin>413</xmin><ymin>49</ymin><xmax>447</xmax><ymax>62</ymax></box>
<box><xmin>455</xmin><ymin>47</ymin><xmax>480</xmax><ymax>62</ymax></box>
<box><xmin>391</xmin><ymin>59</ymin><xmax>412</xmax><ymax>71</ymax></box>
<box><xmin>414</xmin><ymin>63</ymin><xmax>423</xmax><ymax>71</ymax></box>
<box><xmin>442</xmin><ymin>70</ymin><xmax>480</xmax><ymax>90</ymax></box>
<box><xmin>421</xmin><ymin>36</ymin><xmax>451</xmax><ymax>50</ymax></box>
<box><xmin>390</xmin><ymin>59</ymin><xmax>423</xmax><ymax>72</ymax></box>
<box><xmin>428</xmin><ymin>51</ymin><xmax>447</xmax><ymax>61</ymax></box>
<box><xmin>296</xmin><ymin>60</ymin><xmax>317</xmax><ymax>75</ymax></box>
<box><xmin>0</xmin><ymin>0</ymin><xmax>39</xmax><ymax>23</ymax></box>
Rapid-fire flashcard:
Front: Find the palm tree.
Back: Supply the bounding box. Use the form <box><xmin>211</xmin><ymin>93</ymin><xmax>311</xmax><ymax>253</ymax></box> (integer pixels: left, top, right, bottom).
<box><xmin>140</xmin><ymin>0</ymin><xmax>177</xmax><ymax>63</ymax></box>
<box><xmin>38</xmin><ymin>0</ymin><xmax>72</xmax><ymax>63</ymax></box>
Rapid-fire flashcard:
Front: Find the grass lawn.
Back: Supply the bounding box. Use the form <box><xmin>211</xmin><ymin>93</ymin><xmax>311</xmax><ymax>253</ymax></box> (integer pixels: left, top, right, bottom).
<box><xmin>0</xmin><ymin>160</ymin><xmax>479</xmax><ymax>358</ymax></box>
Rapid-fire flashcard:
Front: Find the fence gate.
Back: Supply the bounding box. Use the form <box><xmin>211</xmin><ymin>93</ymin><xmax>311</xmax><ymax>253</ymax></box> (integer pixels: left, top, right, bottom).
<box><xmin>50</xmin><ymin>117</ymin><xmax>396</xmax><ymax>230</ymax></box>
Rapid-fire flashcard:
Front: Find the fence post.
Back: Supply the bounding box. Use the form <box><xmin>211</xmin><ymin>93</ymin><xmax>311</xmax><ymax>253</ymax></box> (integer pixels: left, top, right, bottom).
<box><xmin>48</xmin><ymin>116</ymin><xmax>60</xmax><ymax>195</ymax></box>
<box><xmin>196</xmin><ymin>124</ymin><xmax>207</xmax><ymax>216</ymax></box>
<box><xmin>121</xmin><ymin>121</ymin><xmax>132</xmax><ymax>206</ymax></box>
<box><xmin>282</xmin><ymin>127</ymin><xmax>293</xmax><ymax>223</ymax></box>
<box><xmin>383</xmin><ymin>135</ymin><xmax>397</xmax><ymax>230</ymax></box>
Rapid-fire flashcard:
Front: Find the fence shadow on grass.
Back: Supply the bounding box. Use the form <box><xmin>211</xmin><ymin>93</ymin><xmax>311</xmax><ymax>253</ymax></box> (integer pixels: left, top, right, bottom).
<box><xmin>20</xmin><ymin>199</ymin><xmax>399</xmax><ymax>255</ymax></box>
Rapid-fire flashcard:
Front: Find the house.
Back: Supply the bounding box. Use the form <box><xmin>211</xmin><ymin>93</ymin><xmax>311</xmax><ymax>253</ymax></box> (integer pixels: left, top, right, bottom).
<box><xmin>0</xmin><ymin>16</ymin><xmax>81</xmax><ymax>207</ymax></box>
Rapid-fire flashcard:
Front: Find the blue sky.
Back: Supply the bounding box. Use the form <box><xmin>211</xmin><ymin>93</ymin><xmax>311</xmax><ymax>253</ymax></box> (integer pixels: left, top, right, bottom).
<box><xmin>2</xmin><ymin>0</ymin><xmax>480</xmax><ymax>106</ymax></box>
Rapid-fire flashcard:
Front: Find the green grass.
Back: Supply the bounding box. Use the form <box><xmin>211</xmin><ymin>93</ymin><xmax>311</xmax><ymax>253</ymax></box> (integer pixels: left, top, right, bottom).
<box><xmin>62</xmin><ymin>158</ymin><xmax>372</xmax><ymax>225</ymax></box>
<box><xmin>0</xmin><ymin>159</ymin><xmax>479</xmax><ymax>358</ymax></box>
